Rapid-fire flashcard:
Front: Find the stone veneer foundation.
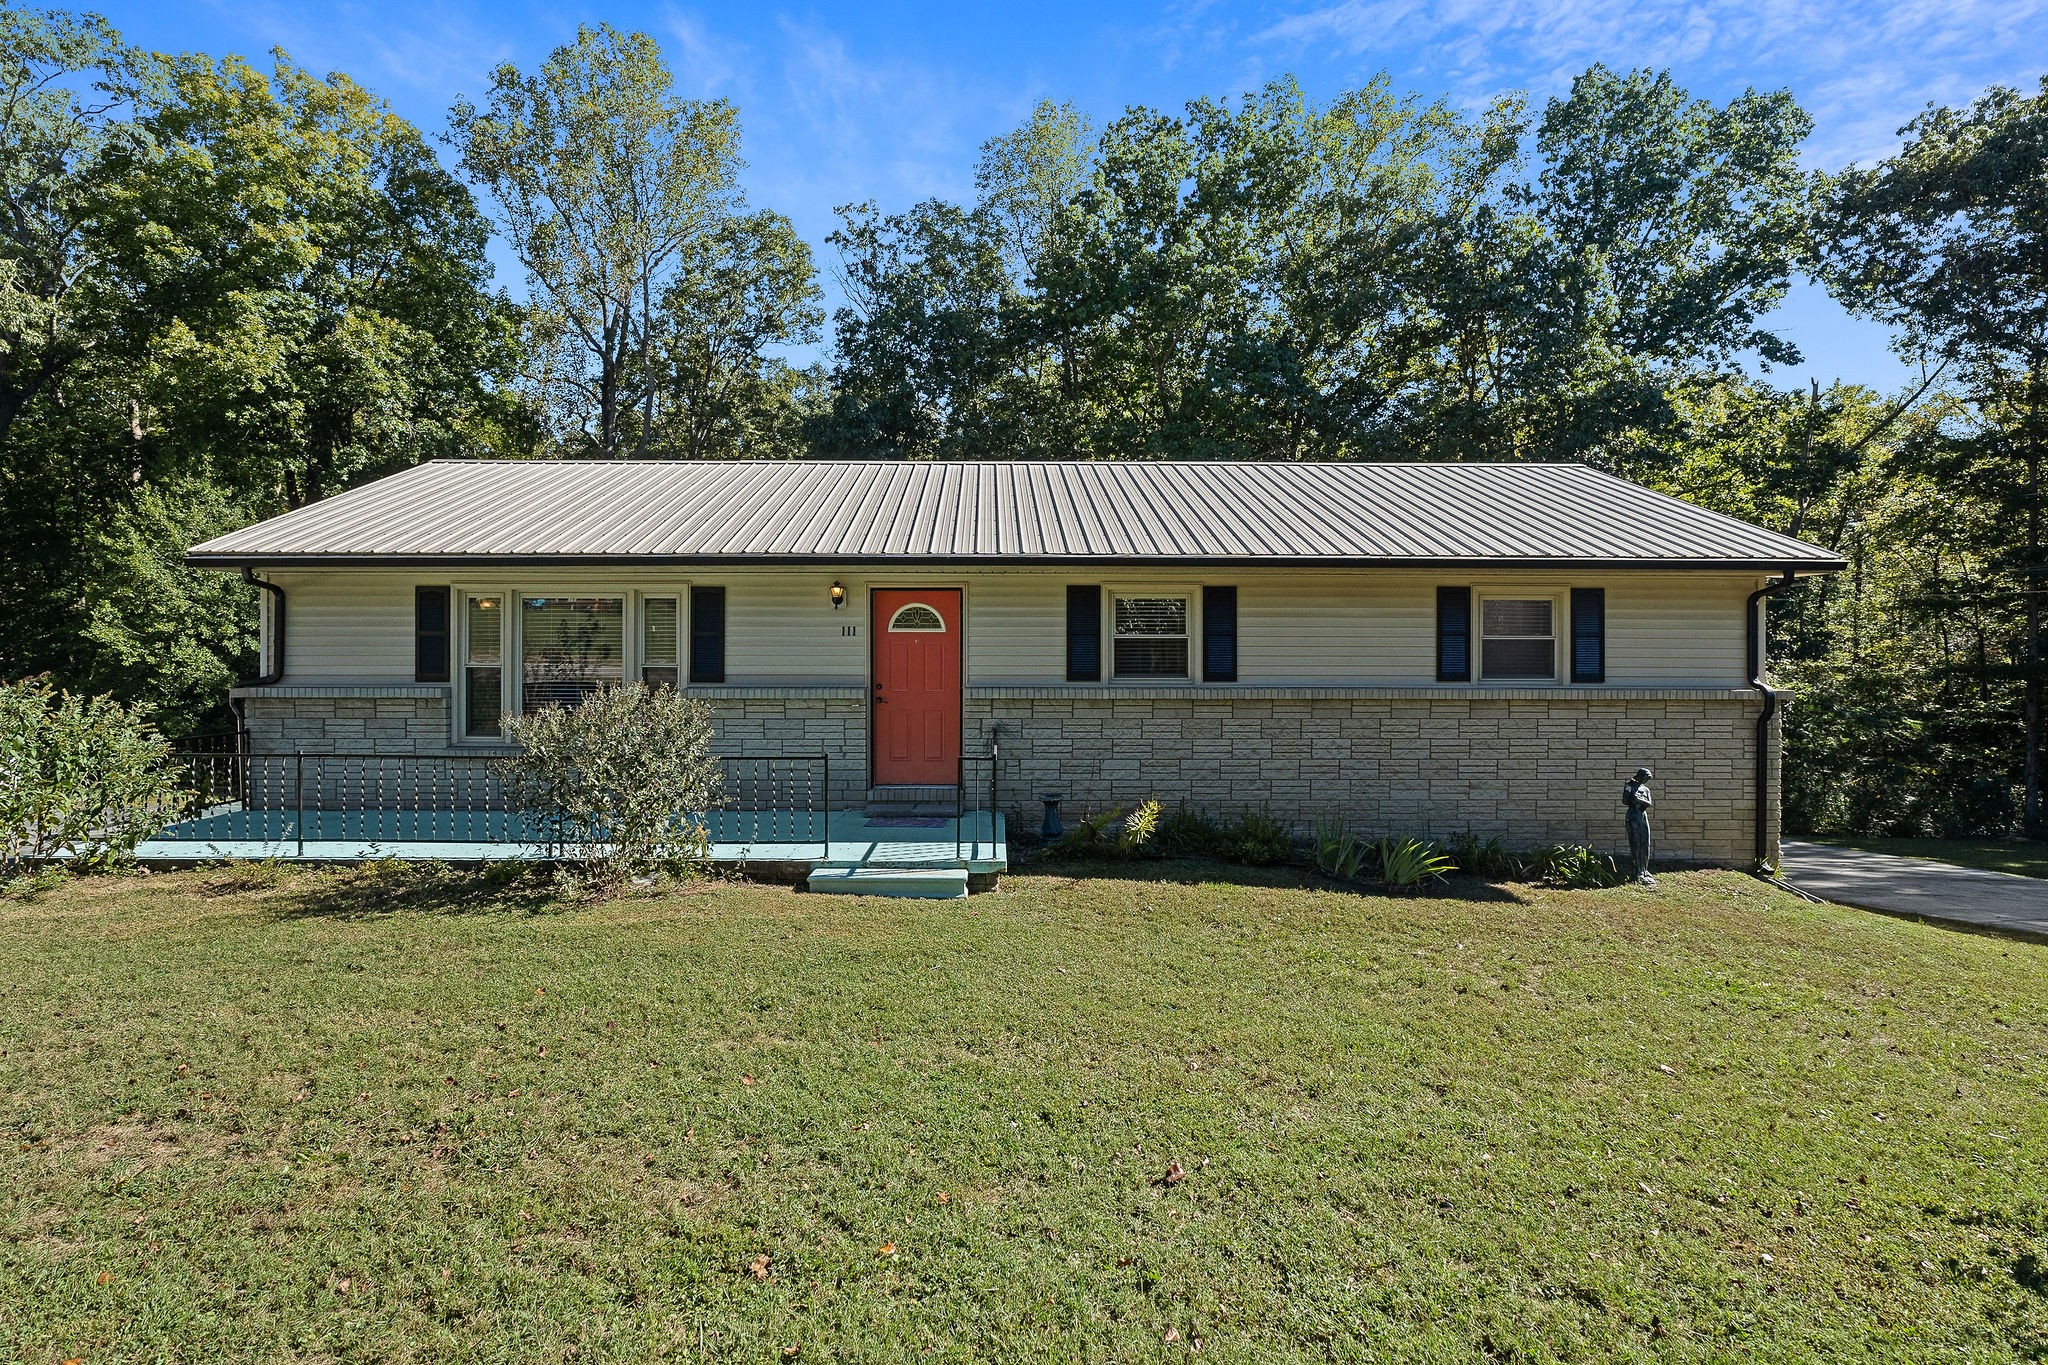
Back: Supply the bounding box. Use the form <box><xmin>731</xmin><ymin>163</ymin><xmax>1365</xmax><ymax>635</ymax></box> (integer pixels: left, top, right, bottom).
<box><xmin>234</xmin><ymin>683</ymin><xmax>1780</xmax><ymax>865</ymax></box>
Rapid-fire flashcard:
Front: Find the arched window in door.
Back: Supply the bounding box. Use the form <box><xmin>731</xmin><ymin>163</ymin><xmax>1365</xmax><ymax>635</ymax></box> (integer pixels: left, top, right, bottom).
<box><xmin>887</xmin><ymin>603</ymin><xmax>946</xmax><ymax>632</ymax></box>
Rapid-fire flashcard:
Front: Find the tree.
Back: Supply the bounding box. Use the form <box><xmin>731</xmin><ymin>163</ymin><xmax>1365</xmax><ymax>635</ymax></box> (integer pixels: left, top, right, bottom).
<box><xmin>0</xmin><ymin>13</ymin><xmax>515</xmax><ymax>735</ymax></box>
<box><xmin>819</xmin><ymin>198</ymin><xmax>1010</xmax><ymax>458</ymax></box>
<box><xmin>0</xmin><ymin>6</ymin><xmax>147</xmax><ymax>451</ymax></box>
<box><xmin>1827</xmin><ymin>78</ymin><xmax>2048</xmax><ymax>833</ymax></box>
<box><xmin>652</xmin><ymin>209</ymin><xmax>822</xmax><ymax>458</ymax></box>
<box><xmin>107</xmin><ymin>49</ymin><xmax>512</xmax><ymax>506</ymax></box>
<box><xmin>449</xmin><ymin>25</ymin><xmax>745</xmax><ymax>457</ymax></box>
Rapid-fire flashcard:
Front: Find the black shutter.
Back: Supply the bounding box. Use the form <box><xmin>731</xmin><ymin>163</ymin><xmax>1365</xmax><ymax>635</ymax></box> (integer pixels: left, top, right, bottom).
<box><xmin>1436</xmin><ymin>586</ymin><xmax>1471</xmax><ymax>682</ymax></box>
<box><xmin>1202</xmin><ymin>586</ymin><xmax>1238</xmax><ymax>682</ymax></box>
<box><xmin>414</xmin><ymin>585</ymin><xmax>450</xmax><ymax>683</ymax></box>
<box><xmin>1066</xmin><ymin>585</ymin><xmax>1102</xmax><ymax>681</ymax></box>
<box><xmin>1571</xmin><ymin>587</ymin><xmax>1606</xmax><ymax>683</ymax></box>
<box><xmin>689</xmin><ymin>586</ymin><xmax>726</xmax><ymax>684</ymax></box>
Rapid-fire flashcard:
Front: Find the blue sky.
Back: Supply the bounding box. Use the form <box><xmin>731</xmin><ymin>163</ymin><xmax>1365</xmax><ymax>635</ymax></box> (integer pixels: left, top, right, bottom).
<box><xmin>103</xmin><ymin>0</ymin><xmax>2048</xmax><ymax>394</ymax></box>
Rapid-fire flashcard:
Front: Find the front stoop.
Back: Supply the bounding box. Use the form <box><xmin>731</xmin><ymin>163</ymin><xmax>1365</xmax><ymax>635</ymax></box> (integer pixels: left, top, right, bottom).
<box><xmin>864</xmin><ymin>784</ymin><xmax>959</xmax><ymax>818</ymax></box>
<box><xmin>806</xmin><ymin>865</ymin><xmax>970</xmax><ymax>900</ymax></box>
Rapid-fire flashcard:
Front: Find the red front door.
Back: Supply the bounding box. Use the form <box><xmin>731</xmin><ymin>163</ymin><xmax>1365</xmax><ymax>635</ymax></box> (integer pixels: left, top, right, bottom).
<box><xmin>871</xmin><ymin>589</ymin><xmax>962</xmax><ymax>786</ymax></box>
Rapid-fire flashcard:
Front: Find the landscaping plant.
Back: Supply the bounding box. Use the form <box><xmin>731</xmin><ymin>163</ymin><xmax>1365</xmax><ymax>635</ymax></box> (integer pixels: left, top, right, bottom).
<box><xmin>1312</xmin><ymin>820</ymin><xmax>1372</xmax><ymax>881</ymax></box>
<box><xmin>0</xmin><ymin>676</ymin><xmax>184</xmax><ymax>874</ymax></box>
<box><xmin>1155</xmin><ymin>805</ymin><xmax>1231</xmax><ymax>859</ymax></box>
<box><xmin>1528</xmin><ymin>842</ymin><xmax>1624</xmax><ymax>889</ymax></box>
<box><xmin>1374</xmin><ymin>835</ymin><xmax>1455</xmax><ymax>888</ymax></box>
<box><xmin>1223</xmin><ymin>811</ymin><xmax>1297</xmax><ymax>866</ymax></box>
<box><xmin>499</xmin><ymin>683</ymin><xmax>722</xmax><ymax>891</ymax></box>
<box><xmin>1446</xmin><ymin>831</ymin><xmax>1519</xmax><ymax>879</ymax></box>
<box><xmin>1054</xmin><ymin>799</ymin><xmax>1162</xmax><ymax>859</ymax></box>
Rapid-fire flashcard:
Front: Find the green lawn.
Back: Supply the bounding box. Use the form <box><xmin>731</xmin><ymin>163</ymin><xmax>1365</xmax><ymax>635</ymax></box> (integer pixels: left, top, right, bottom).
<box><xmin>3</xmin><ymin>862</ymin><xmax>2045</xmax><ymax>1362</ymax></box>
<box><xmin>1804</xmin><ymin>835</ymin><xmax>2048</xmax><ymax>881</ymax></box>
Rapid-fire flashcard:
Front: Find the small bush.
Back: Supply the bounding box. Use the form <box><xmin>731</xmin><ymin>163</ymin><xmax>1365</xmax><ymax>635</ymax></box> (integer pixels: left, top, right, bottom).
<box><xmin>1224</xmin><ymin>811</ymin><xmax>1297</xmax><ymax>867</ymax></box>
<box><xmin>1375</xmin><ymin>836</ymin><xmax>1454</xmax><ymax>888</ymax></box>
<box><xmin>1446</xmin><ymin>831</ymin><xmax>1519</xmax><ymax>879</ymax></box>
<box><xmin>1157</xmin><ymin>806</ymin><xmax>1232</xmax><ymax>859</ymax></box>
<box><xmin>0</xmin><ymin>677</ymin><xmax>184</xmax><ymax>873</ymax></box>
<box><xmin>1054</xmin><ymin>799</ymin><xmax>1162</xmax><ymax>860</ymax></box>
<box><xmin>500</xmin><ymin>683</ymin><xmax>723</xmax><ymax>892</ymax></box>
<box><xmin>1312</xmin><ymin>820</ymin><xmax>1371</xmax><ymax>880</ymax></box>
<box><xmin>1528</xmin><ymin>843</ymin><xmax>1623</xmax><ymax>889</ymax></box>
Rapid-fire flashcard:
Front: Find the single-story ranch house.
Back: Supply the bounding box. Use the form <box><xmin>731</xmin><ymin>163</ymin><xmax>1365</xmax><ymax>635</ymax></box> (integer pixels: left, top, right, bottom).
<box><xmin>184</xmin><ymin>459</ymin><xmax>1842</xmax><ymax>869</ymax></box>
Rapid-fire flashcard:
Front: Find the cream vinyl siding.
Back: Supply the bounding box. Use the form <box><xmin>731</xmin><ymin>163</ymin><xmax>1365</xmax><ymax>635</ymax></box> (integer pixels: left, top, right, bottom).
<box><xmin>263</xmin><ymin>567</ymin><xmax>1763</xmax><ymax>690</ymax></box>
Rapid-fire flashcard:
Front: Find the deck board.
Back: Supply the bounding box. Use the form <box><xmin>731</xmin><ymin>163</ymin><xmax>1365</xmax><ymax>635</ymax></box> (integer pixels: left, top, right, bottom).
<box><xmin>132</xmin><ymin>809</ymin><xmax>1006</xmax><ymax>873</ymax></box>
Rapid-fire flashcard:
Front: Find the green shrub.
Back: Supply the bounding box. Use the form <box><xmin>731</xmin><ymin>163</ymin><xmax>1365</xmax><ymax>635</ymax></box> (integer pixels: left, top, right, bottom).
<box><xmin>1312</xmin><ymin>820</ymin><xmax>1371</xmax><ymax>880</ymax></box>
<box><xmin>1375</xmin><ymin>836</ymin><xmax>1454</xmax><ymax>888</ymax></box>
<box><xmin>1446</xmin><ymin>831</ymin><xmax>1519</xmax><ymax>879</ymax></box>
<box><xmin>1224</xmin><ymin>811</ymin><xmax>1297</xmax><ymax>867</ymax></box>
<box><xmin>500</xmin><ymin>683</ymin><xmax>723</xmax><ymax>892</ymax></box>
<box><xmin>0</xmin><ymin>677</ymin><xmax>184</xmax><ymax>873</ymax></box>
<box><xmin>1054</xmin><ymin>799</ymin><xmax>1162</xmax><ymax>860</ymax></box>
<box><xmin>1157</xmin><ymin>806</ymin><xmax>1231</xmax><ymax>859</ymax></box>
<box><xmin>1528</xmin><ymin>843</ymin><xmax>1623</xmax><ymax>889</ymax></box>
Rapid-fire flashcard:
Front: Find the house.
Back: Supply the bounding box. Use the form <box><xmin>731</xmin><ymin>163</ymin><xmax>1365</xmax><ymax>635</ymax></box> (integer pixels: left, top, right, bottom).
<box><xmin>183</xmin><ymin>459</ymin><xmax>1842</xmax><ymax>870</ymax></box>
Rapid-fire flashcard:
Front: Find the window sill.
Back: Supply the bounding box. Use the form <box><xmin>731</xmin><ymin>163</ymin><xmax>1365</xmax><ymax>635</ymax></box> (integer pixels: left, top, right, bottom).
<box><xmin>969</xmin><ymin>683</ymin><xmax>1768</xmax><ymax>701</ymax></box>
<box><xmin>232</xmin><ymin>683</ymin><xmax>451</xmax><ymax>699</ymax></box>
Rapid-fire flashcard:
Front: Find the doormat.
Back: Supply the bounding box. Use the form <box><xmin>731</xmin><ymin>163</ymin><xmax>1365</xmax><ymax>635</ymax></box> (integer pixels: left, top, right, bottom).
<box><xmin>869</xmin><ymin>816</ymin><xmax>949</xmax><ymax>828</ymax></box>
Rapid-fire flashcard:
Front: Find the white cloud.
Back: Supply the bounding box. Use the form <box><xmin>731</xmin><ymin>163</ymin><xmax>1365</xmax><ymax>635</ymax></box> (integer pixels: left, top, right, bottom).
<box><xmin>662</xmin><ymin>6</ymin><xmax>752</xmax><ymax>100</ymax></box>
<box><xmin>1249</xmin><ymin>0</ymin><xmax>2048</xmax><ymax>164</ymax></box>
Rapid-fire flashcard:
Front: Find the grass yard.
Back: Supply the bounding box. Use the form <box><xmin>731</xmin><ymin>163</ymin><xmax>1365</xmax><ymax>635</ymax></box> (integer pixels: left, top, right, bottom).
<box><xmin>1805</xmin><ymin>835</ymin><xmax>2048</xmax><ymax>882</ymax></box>
<box><xmin>3</xmin><ymin>862</ymin><xmax>2045</xmax><ymax>1362</ymax></box>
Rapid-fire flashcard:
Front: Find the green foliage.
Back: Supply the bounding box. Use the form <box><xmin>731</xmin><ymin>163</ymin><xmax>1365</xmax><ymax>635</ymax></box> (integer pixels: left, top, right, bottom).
<box><xmin>450</xmin><ymin>24</ymin><xmax>817</xmax><ymax>459</ymax></box>
<box><xmin>1821</xmin><ymin>76</ymin><xmax>2048</xmax><ymax>835</ymax></box>
<box><xmin>1528</xmin><ymin>844</ymin><xmax>1625</xmax><ymax>889</ymax></box>
<box><xmin>0</xmin><ymin>12</ymin><xmax>511</xmax><ymax>733</ymax></box>
<box><xmin>1154</xmin><ymin>806</ymin><xmax>1231</xmax><ymax>859</ymax></box>
<box><xmin>0</xmin><ymin>676</ymin><xmax>182</xmax><ymax>871</ymax></box>
<box><xmin>822</xmin><ymin>67</ymin><xmax>1816</xmax><ymax>464</ymax></box>
<box><xmin>1373</xmin><ymin>836</ymin><xmax>1455</xmax><ymax>888</ymax></box>
<box><xmin>1445</xmin><ymin>832</ymin><xmax>1518</xmax><ymax>879</ymax></box>
<box><xmin>1312</xmin><ymin>821</ymin><xmax>1373</xmax><ymax>881</ymax></box>
<box><xmin>1223</xmin><ymin>811</ymin><xmax>1298</xmax><ymax>867</ymax></box>
<box><xmin>499</xmin><ymin>683</ymin><xmax>722</xmax><ymax>891</ymax></box>
<box><xmin>1052</xmin><ymin>798</ymin><xmax>1162</xmax><ymax>860</ymax></box>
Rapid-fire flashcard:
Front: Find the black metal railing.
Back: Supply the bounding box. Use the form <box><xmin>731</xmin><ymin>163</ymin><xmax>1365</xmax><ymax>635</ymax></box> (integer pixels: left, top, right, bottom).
<box><xmin>160</xmin><ymin>749</ymin><xmax>831</xmax><ymax>859</ymax></box>
<box><xmin>956</xmin><ymin>743</ymin><xmax>1000</xmax><ymax>864</ymax></box>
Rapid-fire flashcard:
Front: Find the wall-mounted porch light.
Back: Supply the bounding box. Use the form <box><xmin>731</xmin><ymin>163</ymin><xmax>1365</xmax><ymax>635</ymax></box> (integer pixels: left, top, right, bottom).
<box><xmin>829</xmin><ymin>580</ymin><xmax>846</xmax><ymax>610</ymax></box>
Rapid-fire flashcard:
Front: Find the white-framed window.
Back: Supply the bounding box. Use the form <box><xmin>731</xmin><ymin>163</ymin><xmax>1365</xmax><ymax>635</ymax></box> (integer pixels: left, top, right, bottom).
<box><xmin>519</xmin><ymin>596</ymin><xmax>624</xmax><ymax>713</ymax></box>
<box><xmin>1112</xmin><ymin>594</ymin><xmax>1190</xmax><ymax>679</ymax></box>
<box><xmin>1479</xmin><ymin>595</ymin><xmax>1559</xmax><ymax>681</ymax></box>
<box><xmin>462</xmin><ymin>592</ymin><xmax>505</xmax><ymax>738</ymax></box>
<box><xmin>457</xmin><ymin>589</ymin><xmax>684</xmax><ymax>739</ymax></box>
<box><xmin>641</xmin><ymin>594</ymin><xmax>680</xmax><ymax>688</ymax></box>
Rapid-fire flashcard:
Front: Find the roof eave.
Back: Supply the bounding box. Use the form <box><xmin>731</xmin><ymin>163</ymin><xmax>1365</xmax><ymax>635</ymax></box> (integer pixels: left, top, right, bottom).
<box><xmin>187</xmin><ymin>552</ymin><xmax>1849</xmax><ymax>573</ymax></box>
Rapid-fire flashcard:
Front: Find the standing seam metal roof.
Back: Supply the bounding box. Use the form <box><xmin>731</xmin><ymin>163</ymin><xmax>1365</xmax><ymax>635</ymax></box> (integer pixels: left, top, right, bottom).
<box><xmin>185</xmin><ymin>459</ymin><xmax>1846</xmax><ymax>569</ymax></box>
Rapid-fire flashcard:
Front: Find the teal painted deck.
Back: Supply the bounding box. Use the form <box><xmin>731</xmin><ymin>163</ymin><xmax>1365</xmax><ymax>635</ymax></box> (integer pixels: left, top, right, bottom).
<box><xmin>134</xmin><ymin>808</ymin><xmax>1006</xmax><ymax>874</ymax></box>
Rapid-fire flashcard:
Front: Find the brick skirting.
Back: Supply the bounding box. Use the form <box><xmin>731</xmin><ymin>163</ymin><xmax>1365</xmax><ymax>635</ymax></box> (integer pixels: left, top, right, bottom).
<box><xmin>236</xmin><ymin>685</ymin><xmax>1778</xmax><ymax>864</ymax></box>
<box><xmin>966</xmin><ymin>692</ymin><xmax>1776</xmax><ymax>865</ymax></box>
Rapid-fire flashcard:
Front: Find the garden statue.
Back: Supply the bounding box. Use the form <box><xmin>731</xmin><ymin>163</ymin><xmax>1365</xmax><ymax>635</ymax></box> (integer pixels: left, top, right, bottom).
<box><xmin>1622</xmin><ymin>767</ymin><xmax>1656</xmax><ymax>885</ymax></box>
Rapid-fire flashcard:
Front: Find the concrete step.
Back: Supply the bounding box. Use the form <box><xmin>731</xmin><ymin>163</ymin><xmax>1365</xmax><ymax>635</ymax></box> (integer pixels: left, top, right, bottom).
<box><xmin>866</xmin><ymin>785</ymin><xmax>957</xmax><ymax>816</ymax></box>
<box><xmin>806</xmin><ymin>865</ymin><xmax>969</xmax><ymax>900</ymax></box>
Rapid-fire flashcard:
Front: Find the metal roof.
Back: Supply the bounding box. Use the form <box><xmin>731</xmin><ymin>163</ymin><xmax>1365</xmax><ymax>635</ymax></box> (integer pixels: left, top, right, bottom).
<box><xmin>186</xmin><ymin>460</ymin><xmax>1845</xmax><ymax>571</ymax></box>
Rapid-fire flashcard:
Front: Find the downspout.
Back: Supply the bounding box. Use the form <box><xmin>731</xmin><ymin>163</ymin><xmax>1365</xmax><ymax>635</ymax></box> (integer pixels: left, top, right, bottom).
<box><xmin>240</xmin><ymin>567</ymin><xmax>286</xmax><ymax>687</ymax></box>
<box><xmin>230</xmin><ymin>567</ymin><xmax>286</xmax><ymax>751</ymax></box>
<box><xmin>1747</xmin><ymin>569</ymin><xmax>1798</xmax><ymax>870</ymax></box>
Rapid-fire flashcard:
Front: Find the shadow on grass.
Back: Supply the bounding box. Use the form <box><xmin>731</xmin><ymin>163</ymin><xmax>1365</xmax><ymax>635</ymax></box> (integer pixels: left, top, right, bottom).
<box><xmin>1016</xmin><ymin>853</ymin><xmax>1532</xmax><ymax>903</ymax></box>
<box><xmin>257</xmin><ymin>859</ymin><xmax>565</xmax><ymax>920</ymax></box>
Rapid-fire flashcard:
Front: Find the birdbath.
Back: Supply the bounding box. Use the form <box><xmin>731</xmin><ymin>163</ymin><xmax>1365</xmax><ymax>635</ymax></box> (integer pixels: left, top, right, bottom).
<box><xmin>1037</xmin><ymin>793</ymin><xmax>1065</xmax><ymax>841</ymax></box>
